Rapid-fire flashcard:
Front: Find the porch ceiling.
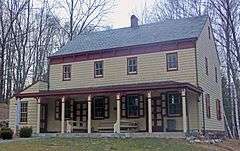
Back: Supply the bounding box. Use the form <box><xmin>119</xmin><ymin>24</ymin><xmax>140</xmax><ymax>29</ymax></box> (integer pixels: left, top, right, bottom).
<box><xmin>16</xmin><ymin>81</ymin><xmax>202</xmax><ymax>98</ymax></box>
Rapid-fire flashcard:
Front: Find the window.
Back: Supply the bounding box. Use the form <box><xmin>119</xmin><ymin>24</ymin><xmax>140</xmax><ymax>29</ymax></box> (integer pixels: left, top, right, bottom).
<box><xmin>92</xmin><ymin>96</ymin><xmax>109</xmax><ymax>119</ymax></box>
<box><xmin>65</xmin><ymin>101</ymin><xmax>72</xmax><ymax>119</ymax></box>
<box><xmin>166</xmin><ymin>52</ymin><xmax>178</xmax><ymax>71</ymax></box>
<box><xmin>215</xmin><ymin>67</ymin><xmax>218</xmax><ymax>83</ymax></box>
<box><xmin>205</xmin><ymin>94</ymin><xmax>211</xmax><ymax>118</ymax></box>
<box><xmin>20</xmin><ymin>102</ymin><xmax>28</xmax><ymax>123</ymax></box>
<box><xmin>93</xmin><ymin>98</ymin><xmax>105</xmax><ymax>119</ymax></box>
<box><xmin>126</xmin><ymin>95</ymin><xmax>140</xmax><ymax>118</ymax></box>
<box><xmin>127</xmin><ymin>57</ymin><xmax>137</xmax><ymax>74</ymax></box>
<box><xmin>55</xmin><ymin>100</ymin><xmax>72</xmax><ymax>120</ymax></box>
<box><xmin>167</xmin><ymin>92</ymin><xmax>182</xmax><ymax>116</ymax></box>
<box><xmin>94</xmin><ymin>61</ymin><xmax>103</xmax><ymax>78</ymax></box>
<box><xmin>208</xmin><ymin>26</ymin><xmax>211</xmax><ymax>39</ymax></box>
<box><xmin>216</xmin><ymin>99</ymin><xmax>222</xmax><ymax>120</ymax></box>
<box><xmin>205</xmin><ymin>57</ymin><xmax>208</xmax><ymax>75</ymax></box>
<box><xmin>63</xmin><ymin>65</ymin><xmax>71</xmax><ymax>81</ymax></box>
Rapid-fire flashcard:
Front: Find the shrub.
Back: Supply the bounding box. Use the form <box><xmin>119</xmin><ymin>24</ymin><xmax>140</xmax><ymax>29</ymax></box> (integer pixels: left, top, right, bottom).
<box><xmin>0</xmin><ymin>128</ymin><xmax>13</xmax><ymax>140</ymax></box>
<box><xmin>19</xmin><ymin>127</ymin><xmax>32</xmax><ymax>138</ymax></box>
<box><xmin>0</xmin><ymin>120</ymin><xmax>9</xmax><ymax>129</ymax></box>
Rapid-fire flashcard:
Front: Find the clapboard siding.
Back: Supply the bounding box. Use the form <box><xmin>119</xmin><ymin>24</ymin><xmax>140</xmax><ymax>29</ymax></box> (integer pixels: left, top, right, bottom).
<box><xmin>196</xmin><ymin>19</ymin><xmax>224</xmax><ymax>131</ymax></box>
<box><xmin>49</xmin><ymin>48</ymin><xmax>197</xmax><ymax>90</ymax></box>
<box><xmin>187</xmin><ymin>92</ymin><xmax>200</xmax><ymax>130</ymax></box>
<box><xmin>9</xmin><ymin>81</ymin><xmax>48</xmax><ymax>133</ymax></box>
<box><xmin>0</xmin><ymin>103</ymin><xmax>8</xmax><ymax>121</ymax></box>
<box><xmin>9</xmin><ymin>97</ymin><xmax>38</xmax><ymax>133</ymax></box>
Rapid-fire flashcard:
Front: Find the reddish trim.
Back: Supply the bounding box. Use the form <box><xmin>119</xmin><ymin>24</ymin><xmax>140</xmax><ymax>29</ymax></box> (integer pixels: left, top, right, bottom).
<box><xmin>49</xmin><ymin>38</ymin><xmax>197</xmax><ymax>65</ymax></box>
<box><xmin>15</xmin><ymin>81</ymin><xmax>202</xmax><ymax>98</ymax></box>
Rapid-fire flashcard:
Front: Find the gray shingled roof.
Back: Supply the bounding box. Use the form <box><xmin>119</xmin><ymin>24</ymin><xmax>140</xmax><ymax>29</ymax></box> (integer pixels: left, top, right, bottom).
<box><xmin>52</xmin><ymin>15</ymin><xmax>207</xmax><ymax>57</ymax></box>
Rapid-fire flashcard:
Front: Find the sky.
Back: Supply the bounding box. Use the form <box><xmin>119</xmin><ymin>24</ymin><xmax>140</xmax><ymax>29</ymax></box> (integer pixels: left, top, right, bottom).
<box><xmin>107</xmin><ymin>0</ymin><xmax>153</xmax><ymax>28</ymax></box>
<box><xmin>35</xmin><ymin>0</ymin><xmax>154</xmax><ymax>28</ymax></box>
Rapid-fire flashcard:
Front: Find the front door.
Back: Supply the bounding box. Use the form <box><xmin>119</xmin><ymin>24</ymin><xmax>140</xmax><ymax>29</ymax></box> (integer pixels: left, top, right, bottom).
<box><xmin>152</xmin><ymin>97</ymin><xmax>163</xmax><ymax>132</ymax></box>
<box><xmin>73</xmin><ymin>102</ymin><xmax>88</xmax><ymax>130</ymax></box>
<box><xmin>40</xmin><ymin>104</ymin><xmax>48</xmax><ymax>133</ymax></box>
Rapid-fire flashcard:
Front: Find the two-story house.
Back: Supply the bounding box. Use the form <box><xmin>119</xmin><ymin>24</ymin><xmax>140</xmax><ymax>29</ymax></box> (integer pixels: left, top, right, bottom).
<box><xmin>9</xmin><ymin>15</ymin><xmax>224</xmax><ymax>137</ymax></box>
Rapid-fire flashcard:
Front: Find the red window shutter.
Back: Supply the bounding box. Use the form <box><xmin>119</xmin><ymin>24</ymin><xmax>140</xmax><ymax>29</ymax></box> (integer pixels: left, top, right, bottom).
<box><xmin>139</xmin><ymin>95</ymin><xmax>144</xmax><ymax>117</ymax></box>
<box><xmin>205</xmin><ymin>94</ymin><xmax>211</xmax><ymax>118</ymax></box>
<box><xmin>104</xmin><ymin>97</ymin><xmax>110</xmax><ymax>119</ymax></box>
<box><xmin>121</xmin><ymin>96</ymin><xmax>126</xmax><ymax>117</ymax></box>
<box><xmin>55</xmin><ymin>99</ymin><xmax>61</xmax><ymax>120</ymax></box>
<box><xmin>216</xmin><ymin>99</ymin><xmax>222</xmax><ymax>120</ymax></box>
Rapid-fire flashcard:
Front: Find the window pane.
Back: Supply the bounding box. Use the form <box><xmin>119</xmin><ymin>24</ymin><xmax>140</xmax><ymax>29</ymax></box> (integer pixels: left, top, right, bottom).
<box><xmin>167</xmin><ymin>93</ymin><xmax>181</xmax><ymax>116</ymax></box>
<box><xmin>20</xmin><ymin>102</ymin><xmax>28</xmax><ymax>123</ymax></box>
<box><xmin>95</xmin><ymin>61</ymin><xmax>103</xmax><ymax>77</ymax></box>
<box><xmin>94</xmin><ymin>97</ymin><xmax>105</xmax><ymax>118</ymax></box>
<box><xmin>167</xmin><ymin>53</ymin><xmax>178</xmax><ymax>70</ymax></box>
<box><xmin>127</xmin><ymin>58</ymin><xmax>137</xmax><ymax>74</ymax></box>
<box><xmin>126</xmin><ymin>95</ymin><xmax>139</xmax><ymax>117</ymax></box>
<box><xmin>63</xmin><ymin>65</ymin><xmax>71</xmax><ymax>80</ymax></box>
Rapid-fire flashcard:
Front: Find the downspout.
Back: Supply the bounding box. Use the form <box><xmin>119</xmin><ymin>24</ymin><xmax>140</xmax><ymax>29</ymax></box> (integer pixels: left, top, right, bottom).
<box><xmin>47</xmin><ymin>59</ymin><xmax>50</xmax><ymax>91</ymax></box>
<box><xmin>201</xmin><ymin>93</ymin><xmax>205</xmax><ymax>135</ymax></box>
<box><xmin>194</xmin><ymin>41</ymin><xmax>205</xmax><ymax>134</ymax></box>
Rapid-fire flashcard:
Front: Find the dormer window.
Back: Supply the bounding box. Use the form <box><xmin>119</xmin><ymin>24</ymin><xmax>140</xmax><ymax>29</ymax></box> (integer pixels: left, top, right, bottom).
<box><xmin>127</xmin><ymin>57</ymin><xmax>137</xmax><ymax>75</ymax></box>
<box><xmin>63</xmin><ymin>65</ymin><xmax>71</xmax><ymax>81</ymax></box>
<box><xmin>166</xmin><ymin>52</ymin><xmax>178</xmax><ymax>71</ymax></box>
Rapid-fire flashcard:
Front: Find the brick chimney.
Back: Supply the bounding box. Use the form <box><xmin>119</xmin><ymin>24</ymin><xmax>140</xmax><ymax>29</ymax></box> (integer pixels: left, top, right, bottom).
<box><xmin>131</xmin><ymin>15</ymin><xmax>139</xmax><ymax>28</ymax></box>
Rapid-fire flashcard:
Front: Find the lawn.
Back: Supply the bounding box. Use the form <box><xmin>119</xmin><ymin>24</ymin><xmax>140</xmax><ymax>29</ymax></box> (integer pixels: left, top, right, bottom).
<box><xmin>0</xmin><ymin>138</ymin><xmax>207</xmax><ymax>151</ymax></box>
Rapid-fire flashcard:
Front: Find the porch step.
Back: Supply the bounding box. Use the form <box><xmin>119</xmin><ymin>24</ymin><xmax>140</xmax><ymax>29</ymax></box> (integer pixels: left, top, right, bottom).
<box><xmin>34</xmin><ymin>132</ymin><xmax>185</xmax><ymax>138</ymax></box>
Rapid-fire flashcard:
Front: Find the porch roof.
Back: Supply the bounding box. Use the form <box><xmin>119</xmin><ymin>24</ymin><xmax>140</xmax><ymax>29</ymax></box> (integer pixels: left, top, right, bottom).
<box><xmin>16</xmin><ymin>81</ymin><xmax>202</xmax><ymax>98</ymax></box>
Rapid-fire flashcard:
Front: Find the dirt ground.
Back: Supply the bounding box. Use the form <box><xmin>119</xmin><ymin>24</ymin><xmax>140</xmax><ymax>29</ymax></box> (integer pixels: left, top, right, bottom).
<box><xmin>196</xmin><ymin>139</ymin><xmax>240</xmax><ymax>151</ymax></box>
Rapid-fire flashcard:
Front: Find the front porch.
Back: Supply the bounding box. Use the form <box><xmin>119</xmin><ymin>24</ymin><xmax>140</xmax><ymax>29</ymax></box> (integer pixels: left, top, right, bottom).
<box><xmin>16</xmin><ymin>81</ymin><xmax>202</xmax><ymax>136</ymax></box>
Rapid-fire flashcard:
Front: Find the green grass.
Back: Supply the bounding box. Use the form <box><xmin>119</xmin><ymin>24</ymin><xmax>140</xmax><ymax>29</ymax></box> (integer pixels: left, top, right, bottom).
<box><xmin>0</xmin><ymin>138</ymin><xmax>207</xmax><ymax>151</ymax></box>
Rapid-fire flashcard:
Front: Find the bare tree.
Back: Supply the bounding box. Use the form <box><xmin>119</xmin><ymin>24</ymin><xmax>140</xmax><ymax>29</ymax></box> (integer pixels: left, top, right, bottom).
<box><xmin>53</xmin><ymin>0</ymin><xmax>114</xmax><ymax>43</ymax></box>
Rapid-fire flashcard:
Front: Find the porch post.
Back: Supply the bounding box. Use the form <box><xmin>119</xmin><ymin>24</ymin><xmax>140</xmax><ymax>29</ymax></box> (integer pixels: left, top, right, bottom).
<box><xmin>147</xmin><ymin>91</ymin><xmax>152</xmax><ymax>133</ymax></box>
<box><xmin>36</xmin><ymin>97</ymin><xmax>41</xmax><ymax>134</ymax></box>
<box><xmin>116</xmin><ymin>93</ymin><xmax>121</xmax><ymax>133</ymax></box>
<box><xmin>182</xmin><ymin>89</ymin><xmax>187</xmax><ymax>133</ymax></box>
<box><xmin>87</xmin><ymin>95</ymin><xmax>92</xmax><ymax>133</ymax></box>
<box><xmin>61</xmin><ymin>96</ymin><xmax>65</xmax><ymax>133</ymax></box>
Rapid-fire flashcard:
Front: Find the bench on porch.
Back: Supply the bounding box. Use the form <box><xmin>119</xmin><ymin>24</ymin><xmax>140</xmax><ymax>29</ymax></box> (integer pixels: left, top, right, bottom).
<box><xmin>66</xmin><ymin>120</ymin><xmax>87</xmax><ymax>133</ymax></box>
<box><xmin>97</xmin><ymin>120</ymin><xmax>138</xmax><ymax>133</ymax></box>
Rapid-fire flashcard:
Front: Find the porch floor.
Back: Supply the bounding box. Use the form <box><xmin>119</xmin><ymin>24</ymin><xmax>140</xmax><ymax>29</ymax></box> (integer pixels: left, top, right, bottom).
<box><xmin>33</xmin><ymin>132</ymin><xmax>185</xmax><ymax>139</ymax></box>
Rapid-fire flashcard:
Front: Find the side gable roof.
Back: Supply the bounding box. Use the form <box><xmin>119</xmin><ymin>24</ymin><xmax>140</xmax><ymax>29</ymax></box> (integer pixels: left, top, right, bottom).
<box><xmin>51</xmin><ymin>15</ymin><xmax>208</xmax><ymax>57</ymax></box>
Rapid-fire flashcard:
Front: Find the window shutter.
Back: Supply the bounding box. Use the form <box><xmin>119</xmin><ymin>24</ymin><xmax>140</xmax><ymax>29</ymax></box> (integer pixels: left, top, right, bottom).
<box><xmin>55</xmin><ymin>100</ymin><xmax>61</xmax><ymax>120</ymax></box>
<box><xmin>104</xmin><ymin>97</ymin><xmax>109</xmax><ymax>119</ymax></box>
<box><xmin>161</xmin><ymin>93</ymin><xmax>167</xmax><ymax>116</ymax></box>
<box><xmin>121</xmin><ymin>96</ymin><xmax>126</xmax><ymax>117</ymax></box>
<box><xmin>139</xmin><ymin>95</ymin><xmax>144</xmax><ymax>117</ymax></box>
<box><xmin>205</xmin><ymin>94</ymin><xmax>211</xmax><ymax>118</ymax></box>
<box><xmin>91</xmin><ymin>100</ymin><xmax>94</xmax><ymax>120</ymax></box>
<box><xmin>216</xmin><ymin>99</ymin><xmax>222</xmax><ymax>120</ymax></box>
<box><xmin>70</xmin><ymin>100</ymin><xmax>73</xmax><ymax>120</ymax></box>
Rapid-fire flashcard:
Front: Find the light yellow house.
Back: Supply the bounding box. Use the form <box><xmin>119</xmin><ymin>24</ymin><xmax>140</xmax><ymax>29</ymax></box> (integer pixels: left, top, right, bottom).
<box><xmin>9</xmin><ymin>15</ymin><xmax>224</xmax><ymax>137</ymax></box>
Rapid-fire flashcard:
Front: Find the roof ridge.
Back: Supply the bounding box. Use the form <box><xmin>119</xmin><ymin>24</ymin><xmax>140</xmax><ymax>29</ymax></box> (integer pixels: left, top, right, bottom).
<box><xmin>79</xmin><ymin>15</ymin><xmax>208</xmax><ymax>36</ymax></box>
<box><xmin>51</xmin><ymin>15</ymin><xmax>208</xmax><ymax>57</ymax></box>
